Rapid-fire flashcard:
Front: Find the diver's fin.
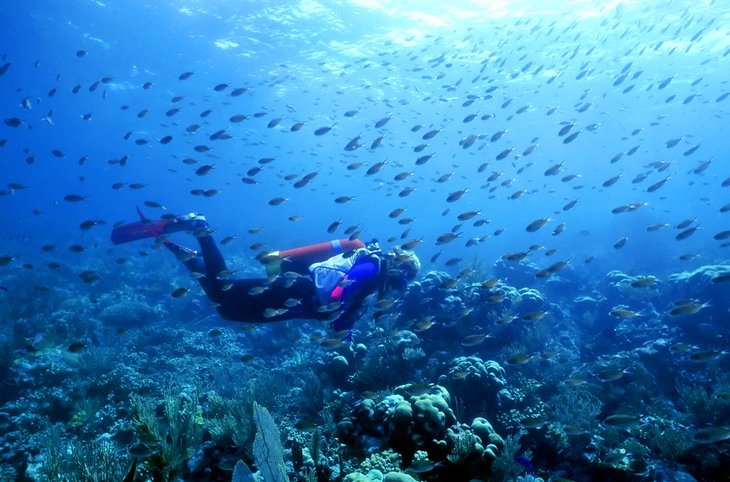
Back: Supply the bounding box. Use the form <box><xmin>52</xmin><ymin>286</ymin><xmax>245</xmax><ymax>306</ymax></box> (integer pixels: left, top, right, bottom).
<box><xmin>135</xmin><ymin>205</ymin><xmax>147</xmax><ymax>222</ymax></box>
<box><xmin>111</xmin><ymin>207</ymin><xmax>168</xmax><ymax>244</ymax></box>
<box><xmin>111</xmin><ymin>219</ymin><xmax>169</xmax><ymax>244</ymax></box>
<box><xmin>111</xmin><ymin>208</ymin><xmax>208</xmax><ymax>245</ymax></box>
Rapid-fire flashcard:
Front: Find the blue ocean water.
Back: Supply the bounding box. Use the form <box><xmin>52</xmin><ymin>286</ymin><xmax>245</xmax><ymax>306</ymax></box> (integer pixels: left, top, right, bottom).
<box><xmin>1</xmin><ymin>0</ymin><xmax>730</xmax><ymax>481</ymax></box>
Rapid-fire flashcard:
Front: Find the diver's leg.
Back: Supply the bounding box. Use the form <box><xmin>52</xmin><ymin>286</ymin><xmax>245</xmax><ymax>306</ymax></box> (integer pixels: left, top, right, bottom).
<box><xmin>213</xmin><ymin>275</ymin><xmax>319</xmax><ymax>322</ymax></box>
<box><xmin>162</xmin><ymin>239</ymin><xmax>205</xmax><ymax>273</ymax></box>
<box><xmin>163</xmin><ymin>223</ymin><xmax>318</xmax><ymax>323</ymax></box>
<box><xmin>180</xmin><ymin>234</ymin><xmax>235</xmax><ymax>307</ymax></box>
<box><xmin>162</xmin><ymin>239</ymin><xmax>223</xmax><ymax>298</ymax></box>
<box><xmin>194</xmin><ymin>234</ymin><xmax>228</xmax><ymax>280</ymax></box>
<box><xmin>164</xmin><ymin>216</ymin><xmax>226</xmax><ymax>288</ymax></box>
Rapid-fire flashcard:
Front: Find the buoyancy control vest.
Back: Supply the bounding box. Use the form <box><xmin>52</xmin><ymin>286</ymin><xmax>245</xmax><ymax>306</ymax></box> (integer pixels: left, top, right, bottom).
<box><xmin>310</xmin><ymin>249</ymin><xmax>366</xmax><ymax>305</ymax></box>
<box><xmin>260</xmin><ymin>238</ymin><xmax>365</xmax><ymax>278</ymax></box>
<box><xmin>308</xmin><ymin>240</ymin><xmax>383</xmax><ymax>305</ymax></box>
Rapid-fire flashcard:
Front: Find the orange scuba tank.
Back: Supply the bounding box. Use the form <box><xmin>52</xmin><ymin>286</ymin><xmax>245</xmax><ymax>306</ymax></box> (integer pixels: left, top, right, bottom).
<box><xmin>261</xmin><ymin>238</ymin><xmax>365</xmax><ymax>278</ymax></box>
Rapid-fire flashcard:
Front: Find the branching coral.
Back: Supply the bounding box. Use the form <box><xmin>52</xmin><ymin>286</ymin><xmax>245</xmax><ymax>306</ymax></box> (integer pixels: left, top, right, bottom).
<box><xmin>676</xmin><ymin>382</ymin><xmax>720</xmax><ymax>426</ymax></box>
<box><xmin>547</xmin><ymin>386</ymin><xmax>602</xmax><ymax>428</ymax></box>
<box><xmin>446</xmin><ymin>429</ymin><xmax>482</xmax><ymax>464</ymax></box>
<box><xmin>542</xmin><ymin>386</ymin><xmax>602</xmax><ymax>458</ymax></box>
<box><xmin>206</xmin><ymin>389</ymin><xmax>255</xmax><ymax>458</ymax></box>
<box><xmin>489</xmin><ymin>433</ymin><xmax>526</xmax><ymax>481</ymax></box>
<box><xmin>129</xmin><ymin>384</ymin><xmax>205</xmax><ymax>481</ymax></box>
<box><xmin>40</xmin><ymin>424</ymin><xmax>130</xmax><ymax>482</ymax></box>
<box><xmin>642</xmin><ymin>418</ymin><xmax>693</xmax><ymax>462</ymax></box>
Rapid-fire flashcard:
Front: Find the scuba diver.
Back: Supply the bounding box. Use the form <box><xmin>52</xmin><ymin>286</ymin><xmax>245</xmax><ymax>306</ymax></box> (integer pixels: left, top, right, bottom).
<box><xmin>111</xmin><ymin>211</ymin><xmax>421</xmax><ymax>334</ymax></box>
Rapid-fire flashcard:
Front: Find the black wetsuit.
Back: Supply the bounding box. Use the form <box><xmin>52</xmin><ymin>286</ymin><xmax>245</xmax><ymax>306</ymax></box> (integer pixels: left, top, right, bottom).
<box><xmin>166</xmin><ymin>235</ymin><xmax>389</xmax><ymax>327</ymax></box>
<box><xmin>167</xmin><ymin>235</ymin><xmax>327</xmax><ymax>323</ymax></box>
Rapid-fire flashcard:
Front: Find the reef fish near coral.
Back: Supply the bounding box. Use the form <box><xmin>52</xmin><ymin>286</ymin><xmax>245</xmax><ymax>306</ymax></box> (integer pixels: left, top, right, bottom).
<box><xmin>1</xmin><ymin>1</ymin><xmax>730</xmax><ymax>481</ymax></box>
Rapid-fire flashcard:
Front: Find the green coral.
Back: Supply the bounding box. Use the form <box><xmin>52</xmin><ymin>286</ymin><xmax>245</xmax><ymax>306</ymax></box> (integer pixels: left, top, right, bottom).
<box><xmin>129</xmin><ymin>384</ymin><xmax>204</xmax><ymax>481</ymax></box>
<box><xmin>40</xmin><ymin>424</ymin><xmax>131</xmax><ymax>482</ymax></box>
<box><xmin>642</xmin><ymin>418</ymin><xmax>693</xmax><ymax>462</ymax></box>
<box><xmin>68</xmin><ymin>410</ymin><xmax>87</xmax><ymax>430</ymax></box>
<box><xmin>489</xmin><ymin>433</ymin><xmax>526</xmax><ymax>481</ymax></box>
<box><xmin>446</xmin><ymin>429</ymin><xmax>482</xmax><ymax>464</ymax></box>
<box><xmin>676</xmin><ymin>381</ymin><xmax>720</xmax><ymax>426</ymax></box>
<box><xmin>131</xmin><ymin>395</ymin><xmax>161</xmax><ymax>445</ymax></box>
<box><xmin>544</xmin><ymin>385</ymin><xmax>601</xmax><ymax>457</ymax></box>
<box><xmin>207</xmin><ymin>389</ymin><xmax>255</xmax><ymax>458</ymax></box>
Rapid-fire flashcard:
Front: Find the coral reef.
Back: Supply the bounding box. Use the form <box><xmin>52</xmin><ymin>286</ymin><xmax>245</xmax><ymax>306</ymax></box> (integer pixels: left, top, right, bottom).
<box><xmin>441</xmin><ymin>356</ymin><xmax>507</xmax><ymax>418</ymax></box>
<box><xmin>98</xmin><ymin>300</ymin><xmax>158</xmax><ymax>330</ymax></box>
<box><xmin>337</xmin><ymin>383</ymin><xmax>501</xmax><ymax>480</ymax></box>
<box><xmin>3</xmin><ymin>250</ymin><xmax>730</xmax><ymax>481</ymax></box>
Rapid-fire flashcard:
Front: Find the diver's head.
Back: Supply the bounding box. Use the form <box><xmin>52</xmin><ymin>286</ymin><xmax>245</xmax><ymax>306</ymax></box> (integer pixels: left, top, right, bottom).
<box><xmin>385</xmin><ymin>247</ymin><xmax>421</xmax><ymax>290</ymax></box>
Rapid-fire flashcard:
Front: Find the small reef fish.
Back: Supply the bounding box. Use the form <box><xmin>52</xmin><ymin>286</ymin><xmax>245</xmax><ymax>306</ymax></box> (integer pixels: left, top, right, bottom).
<box><xmin>78</xmin><ymin>270</ymin><xmax>101</xmax><ymax>283</ymax></box>
<box><xmin>68</xmin><ymin>341</ymin><xmax>87</xmax><ymax>352</ymax></box>
<box><xmin>294</xmin><ymin>420</ymin><xmax>320</xmax><ymax>432</ymax></box>
<box><xmin>630</xmin><ymin>276</ymin><xmax>656</xmax><ymax>287</ymax></box>
<box><xmin>694</xmin><ymin>427</ymin><xmax>730</xmax><ymax>444</ymax></box>
<box><xmin>461</xmin><ymin>334</ymin><xmax>492</xmax><ymax>346</ymax></box>
<box><xmin>248</xmin><ymin>286</ymin><xmax>267</xmax><ymax>296</ymax></box>
<box><xmin>0</xmin><ymin>255</ymin><xmax>16</xmax><ymax>267</ymax></box>
<box><xmin>507</xmin><ymin>353</ymin><xmax>533</xmax><ymax>365</ymax></box>
<box><xmin>406</xmin><ymin>459</ymin><xmax>441</xmax><ymax>474</ymax></box>
<box><xmin>515</xmin><ymin>455</ymin><xmax>534</xmax><ymax>475</ymax></box>
<box><xmin>689</xmin><ymin>350</ymin><xmax>726</xmax><ymax>363</ymax></box>
<box><xmin>520</xmin><ymin>415</ymin><xmax>547</xmax><ymax>429</ymax></box>
<box><xmin>374</xmin><ymin>299</ymin><xmax>397</xmax><ymax>310</ymax></box>
<box><xmin>669</xmin><ymin>301</ymin><xmax>710</xmax><ymax>316</ymax></box>
<box><xmin>522</xmin><ymin>311</ymin><xmax>547</xmax><ymax>321</ymax></box>
<box><xmin>526</xmin><ymin>217</ymin><xmax>550</xmax><ymax>232</ymax></box>
<box><xmin>171</xmin><ymin>287</ymin><xmax>189</xmax><ymax>298</ymax></box>
<box><xmin>603</xmin><ymin>414</ymin><xmax>644</xmax><ymax>429</ymax></box>
<box><xmin>609</xmin><ymin>308</ymin><xmax>641</xmax><ymax>318</ymax></box>
<box><xmin>412</xmin><ymin>317</ymin><xmax>435</xmax><ymax>332</ymax></box>
<box><xmin>597</xmin><ymin>368</ymin><xmax>628</xmax><ymax>382</ymax></box>
<box><xmin>502</xmin><ymin>252</ymin><xmax>529</xmax><ymax>262</ymax></box>
<box><xmin>263</xmin><ymin>308</ymin><xmax>288</xmax><ymax>318</ymax></box>
<box><xmin>565</xmin><ymin>377</ymin><xmax>587</xmax><ymax>387</ymax></box>
<box><xmin>496</xmin><ymin>315</ymin><xmax>518</xmax><ymax>325</ymax></box>
<box><xmin>670</xmin><ymin>343</ymin><xmax>695</xmax><ymax>352</ymax></box>
<box><xmin>319</xmin><ymin>338</ymin><xmax>344</xmax><ymax>349</ymax></box>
